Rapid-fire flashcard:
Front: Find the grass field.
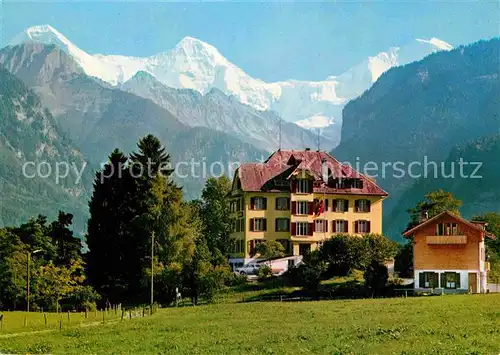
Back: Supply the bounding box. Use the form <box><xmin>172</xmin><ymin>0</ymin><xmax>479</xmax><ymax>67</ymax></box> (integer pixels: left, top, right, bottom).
<box><xmin>1</xmin><ymin>294</ymin><xmax>500</xmax><ymax>354</ymax></box>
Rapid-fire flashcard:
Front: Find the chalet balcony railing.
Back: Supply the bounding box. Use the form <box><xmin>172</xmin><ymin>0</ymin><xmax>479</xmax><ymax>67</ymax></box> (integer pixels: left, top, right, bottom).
<box><xmin>426</xmin><ymin>235</ymin><xmax>467</xmax><ymax>244</ymax></box>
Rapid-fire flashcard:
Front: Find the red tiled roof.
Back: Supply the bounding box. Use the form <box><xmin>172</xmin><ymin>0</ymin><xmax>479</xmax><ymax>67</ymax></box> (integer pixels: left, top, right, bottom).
<box><xmin>403</xmin><ymin>211</ymin><xmax>496</xmax><ymax>239</ymax></box>
<box><xmin>237</xmin><ymin>150</ymin><xmax>388</xmax><ymax>196</ymax></box>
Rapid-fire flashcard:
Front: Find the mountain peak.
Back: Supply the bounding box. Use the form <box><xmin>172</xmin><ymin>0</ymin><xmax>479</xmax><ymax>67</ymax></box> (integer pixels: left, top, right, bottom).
<box><xmin>10</xmin><ymin>24</ymin><xmax>70</xmax><ymax>47</ymax></box>
<box><xmin>172</xmin><ymin>36</ymin><xmax>225</xmax><ymax>61</ymax></box>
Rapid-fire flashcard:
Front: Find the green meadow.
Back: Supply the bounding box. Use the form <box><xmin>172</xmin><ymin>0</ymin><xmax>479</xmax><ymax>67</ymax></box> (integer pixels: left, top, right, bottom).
<box><xmin>1</xmin><ymin>294</ymin><xmax>500</xmax><ymax>355</ymax></box>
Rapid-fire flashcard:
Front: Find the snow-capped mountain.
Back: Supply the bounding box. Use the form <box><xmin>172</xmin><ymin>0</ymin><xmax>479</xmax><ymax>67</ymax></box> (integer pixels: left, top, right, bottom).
<box><xmin>10</xmin><ymin>25</ymin><xmax>452</xmax><ymax>147</ymax></box>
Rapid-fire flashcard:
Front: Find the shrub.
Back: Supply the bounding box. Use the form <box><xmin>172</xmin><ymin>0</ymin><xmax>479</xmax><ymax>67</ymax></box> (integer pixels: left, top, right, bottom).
<box><xmin>256</xmin><ymin>265</ymin><xmax>273</xmax><ymax>280</ymax></box>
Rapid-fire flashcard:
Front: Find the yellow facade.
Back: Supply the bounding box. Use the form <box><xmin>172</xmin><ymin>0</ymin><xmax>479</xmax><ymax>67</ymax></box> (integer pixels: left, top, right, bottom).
<box><xmin>229</xmin><ymin>188</ymin><xmax>385</xmax><ymax>258</ymax></box>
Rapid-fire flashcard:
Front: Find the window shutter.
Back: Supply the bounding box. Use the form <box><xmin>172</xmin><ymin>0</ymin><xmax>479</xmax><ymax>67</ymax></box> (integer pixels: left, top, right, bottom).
<box><xmin>344</xmin><ymin>200</ymin><xmax>349</xmax><ymax>212</ymax></box>
<box><xmin>344</xmin><ymin>220</ymin><xmax>349</xmax><ymax>233</ymax></box>
<box><xmin>333</xmin><ymin>199</ymin><xmax>338</xmax><ymax>212</ymax></box>
<box><xmin>419</xmin><ymin>272</ymin><xmax>425</xmax><ymax>288</ymax></box>
<box><xmin>263</xmin><ymin>219</ymin><xmax>267</xmax><ymax>231</ymax></box>
<box><xmin>433</xmin><ymin>273</ymin><xmax>439</xmax><ymax>288</ymax></box>
<box><xmin>291</xmin><ymin>180</ymin><xmax>296</xmax><ymax>193</ymax></box>
<box><xmin>312</xmin><ymin>221</ymin><xmax>316</xmax><ymax>233</ymax></box>
<box><xmin>366</xmin><ymin>200</ymin><xmax>371</xmax><ymax>212</ymax></box>
<box><xmin>291</xmin><ymin>222</ymin><xmax>297</xmax><ymax>236</ymax></box>
<box><xmin>292</xmin><ymin>201</ymin><xmax>297</xmax><ymax>215</ymax></box>
<box><xmin>440</xmin><ymin>273</ymin><xmax>446</xmax><ymax>289</ymax></box>
<box><xmin>367</xmin><ymin>221</ymin><xmax>371</xmax><ymax>233</ymax></box>
<box><xmin>355</xmin><ymin>221</ymin><xmax>359</xmax><ymax>233</ymax></box>
<box><xmin>250</xmin><ymin>197</ymin><xmax>255</xmax><ymax>210</ymax></box>
<box><xmin>250</xmin><ymin>218</ymin><xmax>255</xmax><ymax>232</ymax></box>
<box><xmin>332</xmin><ymin>221</ymin><xmax>337</xmax><ymax>233</ymax></box>
<box><xmin>325</xmin><ymin>199</ymin><xmax>329</xmax><ymax>211</ymax></box>
<box><xmin>308</xmin><ymin>202</ymin><xmax>314</xmax><ymax>215</ymax></box>
<box><xmin>275</xmin><ymin>218</ymin><xmax>278</xmax><ymax>232</ymax></box>
<box><xmin>308</xmin><ymin>180</ymin><xmax>313</xmax><ymax>193</ymax></box>
<box><xmin>308</xmin><ymin>223</ymin><xmax>314</xmax><ymax>236</ymax></box>
<box><xmin>263</xmin><ymin>198</ymin><xmax>267</xmax><ymax>210</ymax></box>
<box><xmin>249</xmin><ymin>240</ymin><xmax>255</xmax><ymax>253</ymax></box>
<box><xmin>456</xmin><ymin>273</ymin><xmax>461</xmax><ymax>288</ymax></box>
<box><xmin>355</xmin><ymin>200</ymin><xmax>360</xmax><ymax>212</ymax></box>
<box><xmin>325</xmin><ymin>220</ymin><xmax>328</xmax><ymax>233</ymax></box>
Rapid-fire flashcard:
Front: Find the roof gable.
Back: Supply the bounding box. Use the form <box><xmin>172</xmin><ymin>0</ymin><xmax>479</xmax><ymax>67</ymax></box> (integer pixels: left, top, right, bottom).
<box><xmin>403</xmin><ymin>211</ymin><xmax>496</xmax><ymax>239</ymax></box>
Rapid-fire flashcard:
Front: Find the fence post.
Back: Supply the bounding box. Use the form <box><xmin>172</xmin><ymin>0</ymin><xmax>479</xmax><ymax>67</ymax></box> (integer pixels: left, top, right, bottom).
<box><xmin>142</xmin><ymin>308</ymin><xmax>145</xmax><ymax>317</ymax></box>
<box><xmin>121</xmin><ymin>310</ymin><xmax>125</xmax><ymax>322</ymax></box>
<box><xmin>0</xmin><ymin>315</ymin><xmax>3</xmax><ymax>331</ymax></box>
<box><xmin>67</xmin><ymin>311</ymin><xmax>70</xmax><ymax>323</ymax></box>
<box><xmin>129</xmin><ymin>310</ymin><xmax>132</xmax><ymax>320</ymax></box>
<box><xmin>44</xmin><ymin>312</ymin><xmax>48</xmax><ymax>326</ymax></box>
<box><xmin>85</xmin><ymin>309</ymin><xmax>88</xmax><ymax>319</ymax></box>
<box><xmin>24</xmin><ymin>315</ymin><xmax>27</xmax><ymax>328</ymax></box>
<box><xmin>95</xmin><ymin>308</ymin><xmax>97</xmax><ymax>319</ymax></box>
<box><xmin>102</xmin><ymin>310</ymin><xmax>105</xmax><ymax>324</ymax></box>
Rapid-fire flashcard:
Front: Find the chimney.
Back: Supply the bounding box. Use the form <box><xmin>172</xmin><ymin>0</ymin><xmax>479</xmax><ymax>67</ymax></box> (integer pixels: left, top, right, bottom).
<box><xmin>305</xmin><ymin>148</ymin><xmax>310</xmax><ymax>151</ymax></box>
<box><xmin>321</xmin><ymin>158</ymin><xmax>328</xmax><ymax>182</ymax></box>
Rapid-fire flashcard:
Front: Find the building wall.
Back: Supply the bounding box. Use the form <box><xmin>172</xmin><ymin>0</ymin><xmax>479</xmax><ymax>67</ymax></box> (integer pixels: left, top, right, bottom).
<box><xmin>413</xmin><ymin>269</ymin><xmax>481</xmax><ymax>292</ymax></box>
<box><xmin>229</xmin><ymin>190</ymin><xmax>385</xmax><ymax>258</ymax></box>
<box><xmin>413</xmin><ymin>215</ymin><xmax>483</xmax><ymax>271</ymax></box>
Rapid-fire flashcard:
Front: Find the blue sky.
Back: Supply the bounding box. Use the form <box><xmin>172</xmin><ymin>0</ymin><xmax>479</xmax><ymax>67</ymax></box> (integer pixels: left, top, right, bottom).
<box><xmin>1</xmin><ymin>1</ymin><xmax>498</xmax><ymax>82</ymax></box>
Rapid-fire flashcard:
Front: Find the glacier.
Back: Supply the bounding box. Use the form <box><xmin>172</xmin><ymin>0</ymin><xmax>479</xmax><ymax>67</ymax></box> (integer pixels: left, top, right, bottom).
<box><xmin>9</xmin><ymin>25</ymin><xmax>453</xmax><ymax>146</ymax></box>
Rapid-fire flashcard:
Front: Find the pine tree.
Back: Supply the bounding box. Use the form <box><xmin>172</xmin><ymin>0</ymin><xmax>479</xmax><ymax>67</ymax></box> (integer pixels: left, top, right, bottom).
<box><xmin>86</xmin><ymin>149</ymin><xmax>136</xmax><ymax>303</ymax></box>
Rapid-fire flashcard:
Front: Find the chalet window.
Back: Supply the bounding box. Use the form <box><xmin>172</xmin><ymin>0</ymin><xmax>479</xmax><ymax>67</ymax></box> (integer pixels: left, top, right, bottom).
<box><xmin>440</xmin><ymin>272</ymin><xmax>461</xmax><ymax>289</ymax></box>
<box><xmin>419</xmin><ymin>272</ymin><xmax>438</xmax><ymax>288</ymax></box>
<box><xmin>333</xmin><ymin>220</ymin><xmax>349</xmax><ymax>233</ymax></box>
<box><xmin>355</xmin><ymin>220</ymin><xmax>371</xmax><ymax>234</ymax></box>
<box><xmin>333</xmin><ymin>199</ymin><xmax>349</xmax><ymax>212</ymax></box>
<box><xmin>250</xmin><ymin>197</ymin><xmax>267</xmax><ymax>210</ymax></box>
<box><xmin>315</xmin><ymin>219</ymin><xmax>327</xmax><ymax>233</ymax></box>
<box><xmin>276</xmin><ymin>197</ymin><xmax>290</xmax><ymax>211</ymax></box>
<box><xmin>355</xmin><ymin>199</ymin><xmax>371</xmax><ymax>213</ymax></box>
<box><xmin>297</xmin><ymin>201</ymin><xmax>308</xmax><ymax>215</ymax></box>
<box><xmin>276</xmin><ymin>218</ymin><xmax>290</xmax><ymax>232</ymax></box>
<box><xmin>250</xmin><ymin>218</ymin><xmax>267</xmax><ymax>232</ymax></box>
<box><xmin>352</xmin><ymin>179</ymin><xmax>363</xmax><ymax>189</ymax></box>
<box><xmin>436</xmin><ymin>223</ymin><xmax>459</xmax><ymax>236</ymax></box>
<box><xmin>296</xmin><ymin>222</ymin><xmax>309</xmax><ymax>236</ymax></box>
<box><xmin>296</xmin><ymin>179</ymin><xmax>311</xmax><ymax>193</ymax></box>
<box><xmin>333</xmin><ymin>178</ymin><xmax>346</xmax><ymax>189</ymax></box>
<box><xmin>234</xmin><ymin>219</ymin><xmax>244</xmax><ymax>232</ymax></box>
<box><xmin>233</xmin><ymin>239</ymin><xmax>244</xmax><ymax>253</ymax></box>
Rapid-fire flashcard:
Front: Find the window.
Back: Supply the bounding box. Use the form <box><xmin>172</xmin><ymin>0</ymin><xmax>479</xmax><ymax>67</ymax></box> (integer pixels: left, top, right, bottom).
<box><xmin>352</xmin><ymin>179</ymin><xmax>363</xmax><ymax>189</ymax></box>
<box><xmin>355</xmin><ymin>199</ymin><xmax>371</xmax><ymax>212</ymax></box>
<box><xmin>441</xmin><ymin>272</ymin><xmax>460</xmax><ymax>289</ymax></box>
<box><xmin>276</xmin><ymin>218</ymin><xmax>290</xmax><ymax>232</ymax></box>
<box><xmin>230</xmin><ymin>198</ymin><xmax>243</xmax><ymax>212</ymax></box>
<box><xmin>296</xmin><ymin>222</ymin><xmax>309</xmax><ymax>236</ymax></box>
<box><xmin>436</xmin><ymin>223</ymin><xmax>460</xmax><ymax>236</ymax></box>
<box><xmin>276</xmin><ymin>197</ymin><xmax>290</xmax><ymax>211</ymax></box>
<box><xmin>315</xmin><ymin>219</ymin><xmax>327</xmax><ymax>233</ymax></box>
<box><xmin>355</xmin><ymin>220</ymin><xmax>370</xmax><ymax>234</ymax></box>
<box><xmin>233</xmin><ymin>239</ymin><xmax>244</xmax><ymax>253</ymax></box>
<box><xmin>419</xmin><ymin>272</ymin><xmax>438</xmax><ymax>288</ymax></box>
<box><xmin>324</xmin><ymin>199</ymin><xmax>329</xmax><ymax>211</ymax></box>
<box><xmin>332</xmin><ymin>178</ymin><xmax>346</xmax><ymax>189</ymax></box>
<box><xmin>333</xmin><ymin>220</ymin><xmax>348</xmax><ymax>233</ymax></box>
<box><xmin>333</xmin><ymin>199</ymin><xmax>349</xmax><ymax>212</ymax></box>
<box><xmin>250</xmin><ymin>218</ymin><xmax>267</xmax><ymax>232</ymax></box>
<box><xmin>251</xmin><ymin>197</ymin><xmax>267</xmax><ymax>210</ymax></box>
<box><xmin>233</xmin><ymin>219</ymin><xmax>244</xmax><ymax>232</ymax></box>
<box><xmin>296</xmin><ymin>179</ymin><xmax>311</xmax><ymax>193</ymax></box>
<box><xmin>297</xmin><ymin>201</ymin><xmax>308</xmax><ymax>215</ymax></box>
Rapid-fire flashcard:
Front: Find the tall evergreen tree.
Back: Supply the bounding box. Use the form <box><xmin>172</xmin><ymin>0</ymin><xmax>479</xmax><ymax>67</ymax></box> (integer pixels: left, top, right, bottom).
<box><xmin>86</xmin><ymin>149</ymin><xmax>136</xmax><ymax>303</ymax></box>
<box><xmin>49</xmin><ymin>211</ymin><xmax>81</xmax><ymax>266</ymax></box>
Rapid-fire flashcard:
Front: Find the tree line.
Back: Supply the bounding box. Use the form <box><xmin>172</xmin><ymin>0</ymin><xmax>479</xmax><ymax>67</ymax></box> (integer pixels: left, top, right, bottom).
<box><xmin>0</xmin><ymin>134</ymin><xmax>235</xmax><ymax>311</ymax></box>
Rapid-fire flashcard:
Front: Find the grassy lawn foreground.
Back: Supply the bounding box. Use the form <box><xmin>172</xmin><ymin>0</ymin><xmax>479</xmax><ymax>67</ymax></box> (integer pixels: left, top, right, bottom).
<box><xmin>1</xmin><ymin>294</ymin><xmax>500</xmax><ymax>354</ymax></box>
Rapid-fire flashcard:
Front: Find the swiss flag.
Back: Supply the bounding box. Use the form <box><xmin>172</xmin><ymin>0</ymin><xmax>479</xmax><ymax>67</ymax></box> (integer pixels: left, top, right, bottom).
<box><xmin>315</xmin><ymin>200</ymin><xmax>325</xmax><ymax>216</ymax></box>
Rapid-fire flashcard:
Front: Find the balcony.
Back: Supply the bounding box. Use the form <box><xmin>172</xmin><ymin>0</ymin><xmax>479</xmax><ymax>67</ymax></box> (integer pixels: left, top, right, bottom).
<box><xmin>426</xmin><ymin>235</ymin><xmax>467</xmax><ymax>244</ymax></box>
